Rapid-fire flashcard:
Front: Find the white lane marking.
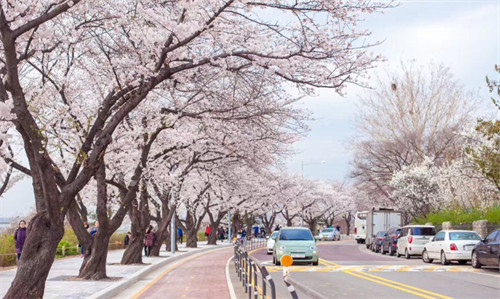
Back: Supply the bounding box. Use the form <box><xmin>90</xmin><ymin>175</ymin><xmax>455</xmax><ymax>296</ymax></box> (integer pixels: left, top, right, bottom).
<box><xmin>225</xmin><ymin>256</ymin><xmax>238</xmax><ymax>299</ymax></box>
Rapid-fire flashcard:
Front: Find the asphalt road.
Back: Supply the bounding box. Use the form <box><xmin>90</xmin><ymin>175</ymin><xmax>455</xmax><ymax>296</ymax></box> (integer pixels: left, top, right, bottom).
<box><xmin>250</xmin><ymin>239</ymin><xmax>500</xmax><ymax>299</ymax></box>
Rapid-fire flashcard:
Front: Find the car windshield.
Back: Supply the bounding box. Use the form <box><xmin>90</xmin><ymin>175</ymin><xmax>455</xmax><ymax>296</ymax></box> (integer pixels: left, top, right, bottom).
<box><xmin>271</xmin><ymin>232</ymin><xmax>278</xmax><ymax>239</ymax></box>
<box><xmin>411</xmin><ymin>227</ymin><xmax>436</xmax><ymax>236</ymax></box>
<box><xmin>449</xmin><ymin>232</ymin><xmax>481</xmax><ymax>241</ymax></box>
<box><xmin>377</xmin><ymin>232</ymin><xmax>386</xmax><ymax>236</ymax></box>
<box><xmin>279</xmin><ymin>229</ymin><xmax>314</xmax><ymax>241</ymax></box>
<box><xmin>322</xmin><ymin>229</ymin><xmax>334</xmax><ymax>232</ymax></box>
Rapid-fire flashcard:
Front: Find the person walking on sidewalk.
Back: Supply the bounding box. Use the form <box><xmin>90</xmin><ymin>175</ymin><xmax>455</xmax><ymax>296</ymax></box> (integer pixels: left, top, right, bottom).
<box><xmin>14</xmin><ymin>220</ymin><xmax>27</xmax><ymax>261</ymax></box>
<box><xmin>218</xmin><ymin>226</ymin><xmax>225</xmax><ymax>242</ymax></box>
<box><xmin>177</xmin><ymin>227</ymin><xmax>183</xmax><ymax>244</ymax></box>
<box><xmin>144</xmin><ymin>225</ymin><xmax>156</xmax><ymax>257</ymax></box>
<box><xmin>124</xmin><ymin>232</ymin><xmax>131</xmax><ymax>248</ymax></box>
<box><xmin>205</xmin><ymin>225</ymin><xmax>211</xmax><ymax>239</ymax></box>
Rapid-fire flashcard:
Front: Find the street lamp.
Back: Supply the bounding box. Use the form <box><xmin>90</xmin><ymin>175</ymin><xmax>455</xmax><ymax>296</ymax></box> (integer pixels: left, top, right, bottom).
<box><xmin>300</xmin><ymin>160</ymin><xmax>326</xmax><ymax>227</ymax></box>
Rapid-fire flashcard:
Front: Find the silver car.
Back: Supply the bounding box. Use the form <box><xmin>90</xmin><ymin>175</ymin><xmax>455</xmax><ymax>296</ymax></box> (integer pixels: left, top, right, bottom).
<box><xmin>318</xmin><ymin>228</ymin><xmax>340</xmax><ymax>241</ymax></box>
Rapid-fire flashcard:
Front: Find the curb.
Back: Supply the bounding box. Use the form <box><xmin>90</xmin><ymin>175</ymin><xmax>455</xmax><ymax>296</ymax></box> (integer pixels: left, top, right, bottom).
<box><xmin>90</xmin><ymin>244</ymin><xmax>232</xmax><ymax>299</ymax></box>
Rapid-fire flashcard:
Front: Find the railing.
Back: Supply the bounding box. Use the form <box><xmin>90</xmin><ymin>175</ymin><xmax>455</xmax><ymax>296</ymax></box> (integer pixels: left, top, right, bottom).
<box><xmin>234</xmin><ymin>238</ymin><xmax>276</xmax><ymax>299</ymax></box>
<box><xmin>283</xmin><ymin>270</ymin><xmax>328</xmax><ymax>299</ymax></box>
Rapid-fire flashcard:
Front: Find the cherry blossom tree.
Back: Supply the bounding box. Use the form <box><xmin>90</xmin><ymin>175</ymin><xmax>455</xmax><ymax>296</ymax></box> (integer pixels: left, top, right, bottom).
<box><xmin>0</xmin><ymin>1</ymin><xmax>386</xmax><ymax>296</ymax></box>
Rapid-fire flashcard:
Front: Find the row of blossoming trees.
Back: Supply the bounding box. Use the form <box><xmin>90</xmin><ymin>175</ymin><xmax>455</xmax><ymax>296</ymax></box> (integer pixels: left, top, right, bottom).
<box><xmin>0</xmin><ymin>1</ymin><xmax>388</xmax><ymax>297</ymax></box>
<box><xmin>351</xmin><ymin>63</ymin><xmax>500</xmax><ymax>220</ymax></box>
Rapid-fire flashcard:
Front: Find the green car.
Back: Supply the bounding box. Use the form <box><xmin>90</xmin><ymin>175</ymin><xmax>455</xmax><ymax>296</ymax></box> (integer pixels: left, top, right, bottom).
<box><xmin>273</xmin><ymin>227</ymin><xmax>319</xmax><ymax>266</ymax></box>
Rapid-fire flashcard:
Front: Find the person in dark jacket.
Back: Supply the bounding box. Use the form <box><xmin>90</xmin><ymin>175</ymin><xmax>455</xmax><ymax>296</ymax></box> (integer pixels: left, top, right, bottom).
<box><xmin>124</xmin><ymin>232</ymin><xmax>131</xmax><ymax>248</ymax></box>
<box><xmin>177</xmin><ymin>227</ymin><xmax>183</xmax><ymax>244</ymax></box>
<box><xmin>90</xmin><ymin>221</ymin><xmax>99</xmax><ymax>236</ymax></box>
<box><xmin>14</xmin><ymin>220</ymin><xmax>27</xmax><ymax>261</ymax></box>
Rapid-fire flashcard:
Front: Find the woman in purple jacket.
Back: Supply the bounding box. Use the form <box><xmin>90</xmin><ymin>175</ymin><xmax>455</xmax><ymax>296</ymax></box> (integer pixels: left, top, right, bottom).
<box><xmin>14</xmin><ymin>220</ymin><xmax>27</xmax><ymax>260</ymax></box>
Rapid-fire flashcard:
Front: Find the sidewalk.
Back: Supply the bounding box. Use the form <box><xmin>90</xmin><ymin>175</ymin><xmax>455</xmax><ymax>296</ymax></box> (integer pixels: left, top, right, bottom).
<box><xmin>0</xmin><ymin>242</ymin><xmax>231</xmax><ymax>298</ymax></box>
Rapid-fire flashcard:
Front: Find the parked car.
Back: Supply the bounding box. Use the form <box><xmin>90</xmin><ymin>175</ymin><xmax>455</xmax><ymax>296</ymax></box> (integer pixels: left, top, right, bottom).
<box><xmin>267</xmin><ymin>231</ymin><xmax>279</xmax><ymax>255</ymax></box>
<box><xmin>397</xmin><ymin>225</ymin><xmax>436</xmax><ymax>259</ymax></box>
<box><xmin>318</xmin><ymin>228</ymin><xmax>340</xmax><ymax>241</ymax></box>
<box><xmin>422</xmin><ymin>230</ymin><xmax>482</xmax><ymax>265</ymax></box>
<box><xmin>370</xmin><ymin>231</ymin><xmax>386</xmax><ymax>253</ymax></box>
<box><xmin>381</xmin><ymin>227</ymin><xmax>401</xmax><ymax>256</ymax></box>
<box><xmin>273</xmin><ymin>227</ymin><xmax>319</xmax><ymax>266</ymax></box>
<box><xmin>471</xmin><ymin>229</ymin><xmax>500</xmax><ymax>269</ymax></box>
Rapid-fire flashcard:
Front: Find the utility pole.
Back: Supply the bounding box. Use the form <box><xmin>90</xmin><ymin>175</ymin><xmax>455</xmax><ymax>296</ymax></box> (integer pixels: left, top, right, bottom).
<box><xmin>228</xmin><ymin>210</ymin><xmax>232</xmax><ymax>243</ymax></box>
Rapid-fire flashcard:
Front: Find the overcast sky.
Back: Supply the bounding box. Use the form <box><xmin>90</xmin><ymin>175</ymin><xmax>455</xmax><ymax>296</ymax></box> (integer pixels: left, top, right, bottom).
<box><xmin>1</xmin><ymin>1</ymin><xmax>499</xmax><ymax>218</ymax></box>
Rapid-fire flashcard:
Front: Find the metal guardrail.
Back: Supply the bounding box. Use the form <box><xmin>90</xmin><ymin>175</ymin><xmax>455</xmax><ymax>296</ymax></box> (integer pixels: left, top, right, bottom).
<box><xmin>234</xmin><ymin>238</ymin><xmax>276</xmax><ymax>299</ymax></box>
<box><xmin>283</xmin><ymin>271</ymin><xmax>329</xmax><ymax>299</ymax></box>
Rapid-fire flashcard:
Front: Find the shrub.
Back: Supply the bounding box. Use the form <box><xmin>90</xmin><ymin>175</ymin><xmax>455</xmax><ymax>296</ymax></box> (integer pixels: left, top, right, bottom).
<box><xmin>414</xmin><ymin>205</ymin><xmax>500</xmax><ymax>225</ymax></box>
<box><xmin>0</xmin><ymin>234</ymin><xmax>16</xmax><ymax>267</ymax></box>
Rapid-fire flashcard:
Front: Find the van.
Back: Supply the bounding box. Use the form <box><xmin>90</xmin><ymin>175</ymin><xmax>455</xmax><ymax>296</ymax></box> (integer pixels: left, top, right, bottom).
<box><xmin>396</xmin><ymin>225</ymin><xmax>436</xmax><ymax>259</ymax></box>
<box><xmin>354</xmin><ymin>211</ymin><xmax>368</xmax><ymax>244</ymax></box>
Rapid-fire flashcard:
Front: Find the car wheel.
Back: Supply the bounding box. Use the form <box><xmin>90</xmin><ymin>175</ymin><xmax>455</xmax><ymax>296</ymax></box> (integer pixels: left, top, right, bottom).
<box><xmin>396</xmin><ymin>248</ymin><xmax>401</xmax><ymax>258</ymax></box>
<box><xmin>458</xmin><ymin>260</ymin><xmax>467</xmax><ymax>265</ymax></box>
<box><xmin>312</xmin><ymin>261</ymin><xmax>319</xmax><ymax>266</ymax></box>
<box><xmin>267</xmin><ymin>251</ymin><xmax>272</xmax><ymax>255</ymax></box>
<box><xmin>440</xmin><ymin>251</ymin><xmax>450</xmax><ymax>265</ymax></box>
<box><xmin>389</xmin><ymin>246</ymin><xmax>393</xmax><ymax>256</ymax></box>
<box><xmin>405</xmin><ymin>248</ymin><xmax>410</xmax><ymax>259</ymax></box>
<box><xmin>422</xmin><ymin>249</ymin><xmax>433</xmax><ymax>263</ymax></box>
<box><xmin>471</xmin><ymin>251</ymin><xmax>481</xmax><ymax>269</ymax></box>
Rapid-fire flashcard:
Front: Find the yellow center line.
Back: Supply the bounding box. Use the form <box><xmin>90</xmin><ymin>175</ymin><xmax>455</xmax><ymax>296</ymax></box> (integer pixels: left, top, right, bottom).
<box><xmin>343</xmin><ymin>270</ymin><xmax>438</xmax><ymax>299</ymax></box>
<box><xmin>353</xmin><ymin>271</ymin><xmax>453</xmax><ymax>299</ymax></box>
<box><xmin>319</xmin><ymin>258</ymin><xmax>340</xmax><ymax>266</ymax></box>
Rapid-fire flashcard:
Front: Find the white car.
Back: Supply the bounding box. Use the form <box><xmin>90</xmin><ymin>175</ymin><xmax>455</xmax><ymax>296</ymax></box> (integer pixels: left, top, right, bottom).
<box><xmin>318</xmin><ymin>228</ymin><xmax>340</xmax><ymax>241</ymax></box>
<box><xmin>422</xmin><ymin>230</ymin><xmax>482</xmax><ymax>265</ymax></box>
<box><xmin>267</xmin><ymin>231</ymin><xmax>279</xmax><ymax>254</ymax></box>
<box><xmin>397</xmin><ymin>225</ymin><xmax>436</xmax><ymax>259</ymax></box>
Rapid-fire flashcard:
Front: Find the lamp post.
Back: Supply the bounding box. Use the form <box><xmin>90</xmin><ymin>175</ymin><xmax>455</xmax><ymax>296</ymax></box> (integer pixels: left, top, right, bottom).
<box><xmin>300</xmin><ymin>160</ymin><xmax>326</xmax><ymax>227</ymax></box>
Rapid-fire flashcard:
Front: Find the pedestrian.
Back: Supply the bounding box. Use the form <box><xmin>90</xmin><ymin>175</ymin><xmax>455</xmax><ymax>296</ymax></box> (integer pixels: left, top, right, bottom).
<box><xmin>124</xmin><ymin>232</ymin><xmax>131</xmax><ymax>248</ymax></box>
<box><xmin>177</xmin><ymin>227</ymin><xmax>183</xmax><ymax>244</ymax></box>
<box><xmin>260</xmin><ymin>226</ymin><xmax>265</xmax><ymax>237</ymax></box>
<box><xmin>78</xmin><ymin>222</ymin><xmax>90</xmax><ymax>257</ymax></box>
<box><xmin>336</xmin><ymin>225</ymin><xmax>340</xmax><ymax>232</ymax></box>
<box><xmin>205</xmin><ymin>225</ymin><xmax>211</xmax><ymax>239</ymax></box>
<box><xmin>241</xmin><ymin>229</ymin><xmax>247</xmax><ymax>244</ymax></box>
<box><xmin>144</xmin><ymin>225</ymin><xmax>155</xmax><ymax>257</ymax></box>
<box><xmin>236</xmin><ymin>230</ymin><xmax>242</xmax><ymax>244</ymax></box>
<box><xmin>90</xmin><ymin>221</ymin><xmax>99</xmax><ymax>236</ymax></box>
<box><xmin>218</xmin><ymin>226</ymin><xmax>225</xmax><ymax>242</ymax></box>
<box><xmin>253</xmin><ymin>226</ymin><xmax>259</xmax><ymax>238</ymax></box>
<box><xmin>14</xmin><ymin>220</ymin><xmax>27</xmax><ymax>261</ymax></box>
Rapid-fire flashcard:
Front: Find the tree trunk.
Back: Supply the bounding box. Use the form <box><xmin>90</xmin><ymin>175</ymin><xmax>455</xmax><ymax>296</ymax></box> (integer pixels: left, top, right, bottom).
<box><xmin>121</xmin><ymin>181</ymin><xmax>150</xmax><ymax>264</ymax></box>
<box><xmin>207</xmin><ymin>226</ymin><xmax>218</xmax><ymax>245</ymax></box>
<box><xmin>4</xmin><ymin>212</ymin><xmax>64</xmax><ymax>299</ymax></box>
<box><xmin>121</xmin><ymin>235</ymin><xmax>144</xmax><ymax>264</ymax></box>
<box><xmin>150</xmin><ymin>206</ymin><xmax>175</xmax><ymax>256</ymax></box>
<box><xmin>185</xmin><ymin>228</ymin><xmax>198</xmax><ymax>248</ymax></box>
<box><xmin>79</xmin><ymin>233</ymin><xmax>111</xmax><ymax>280</ymax></box>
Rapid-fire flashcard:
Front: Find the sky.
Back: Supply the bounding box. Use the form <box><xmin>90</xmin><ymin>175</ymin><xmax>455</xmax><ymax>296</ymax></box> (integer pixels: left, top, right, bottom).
<box><xmin>1</xmin><ymin>1</ymin><xmax>500</xmax><ymax>218</ymax></box>
<box><xmin>285</xmin><ymin>0</ymin><xmax>500</xmax><ymax>181</ymax></box>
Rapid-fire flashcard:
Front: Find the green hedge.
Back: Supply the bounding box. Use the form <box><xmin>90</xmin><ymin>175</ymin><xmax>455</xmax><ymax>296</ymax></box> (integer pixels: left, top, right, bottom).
<box><xmin>414</xmin><ymin>205</ymin><xmax>500</xmax><ymax>225</ymax></box>
<box><xmin>1</xmin><ymin>227</ymin><xmax>129</xmax><ymax>267</ymax></box>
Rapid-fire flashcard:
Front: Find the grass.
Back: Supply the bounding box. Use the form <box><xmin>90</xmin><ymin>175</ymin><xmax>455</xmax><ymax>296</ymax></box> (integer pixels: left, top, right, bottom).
<box><xmin>413</xmin><ymin>205</ymin><xmax>500</xmax><ymax>225</ymax></box>
<box><xmin>0</xmin><ymin>234</ymin><xmax>16</xmax><ymax>267</ymax></box>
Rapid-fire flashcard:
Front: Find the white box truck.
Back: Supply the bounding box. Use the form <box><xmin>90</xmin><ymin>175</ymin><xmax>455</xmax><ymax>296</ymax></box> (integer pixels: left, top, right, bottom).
<box><xmin>354</xmin><ymin>211</ymin><xmax>368</xmax><ymax>244</ymax></box>
<box><xmin>365</xmin><ymin>208</ymin><xmax>403</xmax><ymax>249</ymax></box>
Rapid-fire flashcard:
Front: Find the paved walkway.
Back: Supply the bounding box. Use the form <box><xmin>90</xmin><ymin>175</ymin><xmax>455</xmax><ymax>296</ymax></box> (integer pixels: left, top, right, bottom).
<box><xmin>0</xmin><ymin>242</ymin><xmax>228</xmax><ymax>298</ymax></box>
<box><xmin>135</xmin><ymin>247</ymin><xmax>234</xmax><ymax>299</ymax></box>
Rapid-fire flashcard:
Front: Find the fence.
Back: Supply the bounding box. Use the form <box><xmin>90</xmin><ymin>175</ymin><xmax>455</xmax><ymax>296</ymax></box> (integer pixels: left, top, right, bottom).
<box><xmin>234</xmin><ymin>238</ymin><xmax>276</xmax><ymax>299</ymax></box>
